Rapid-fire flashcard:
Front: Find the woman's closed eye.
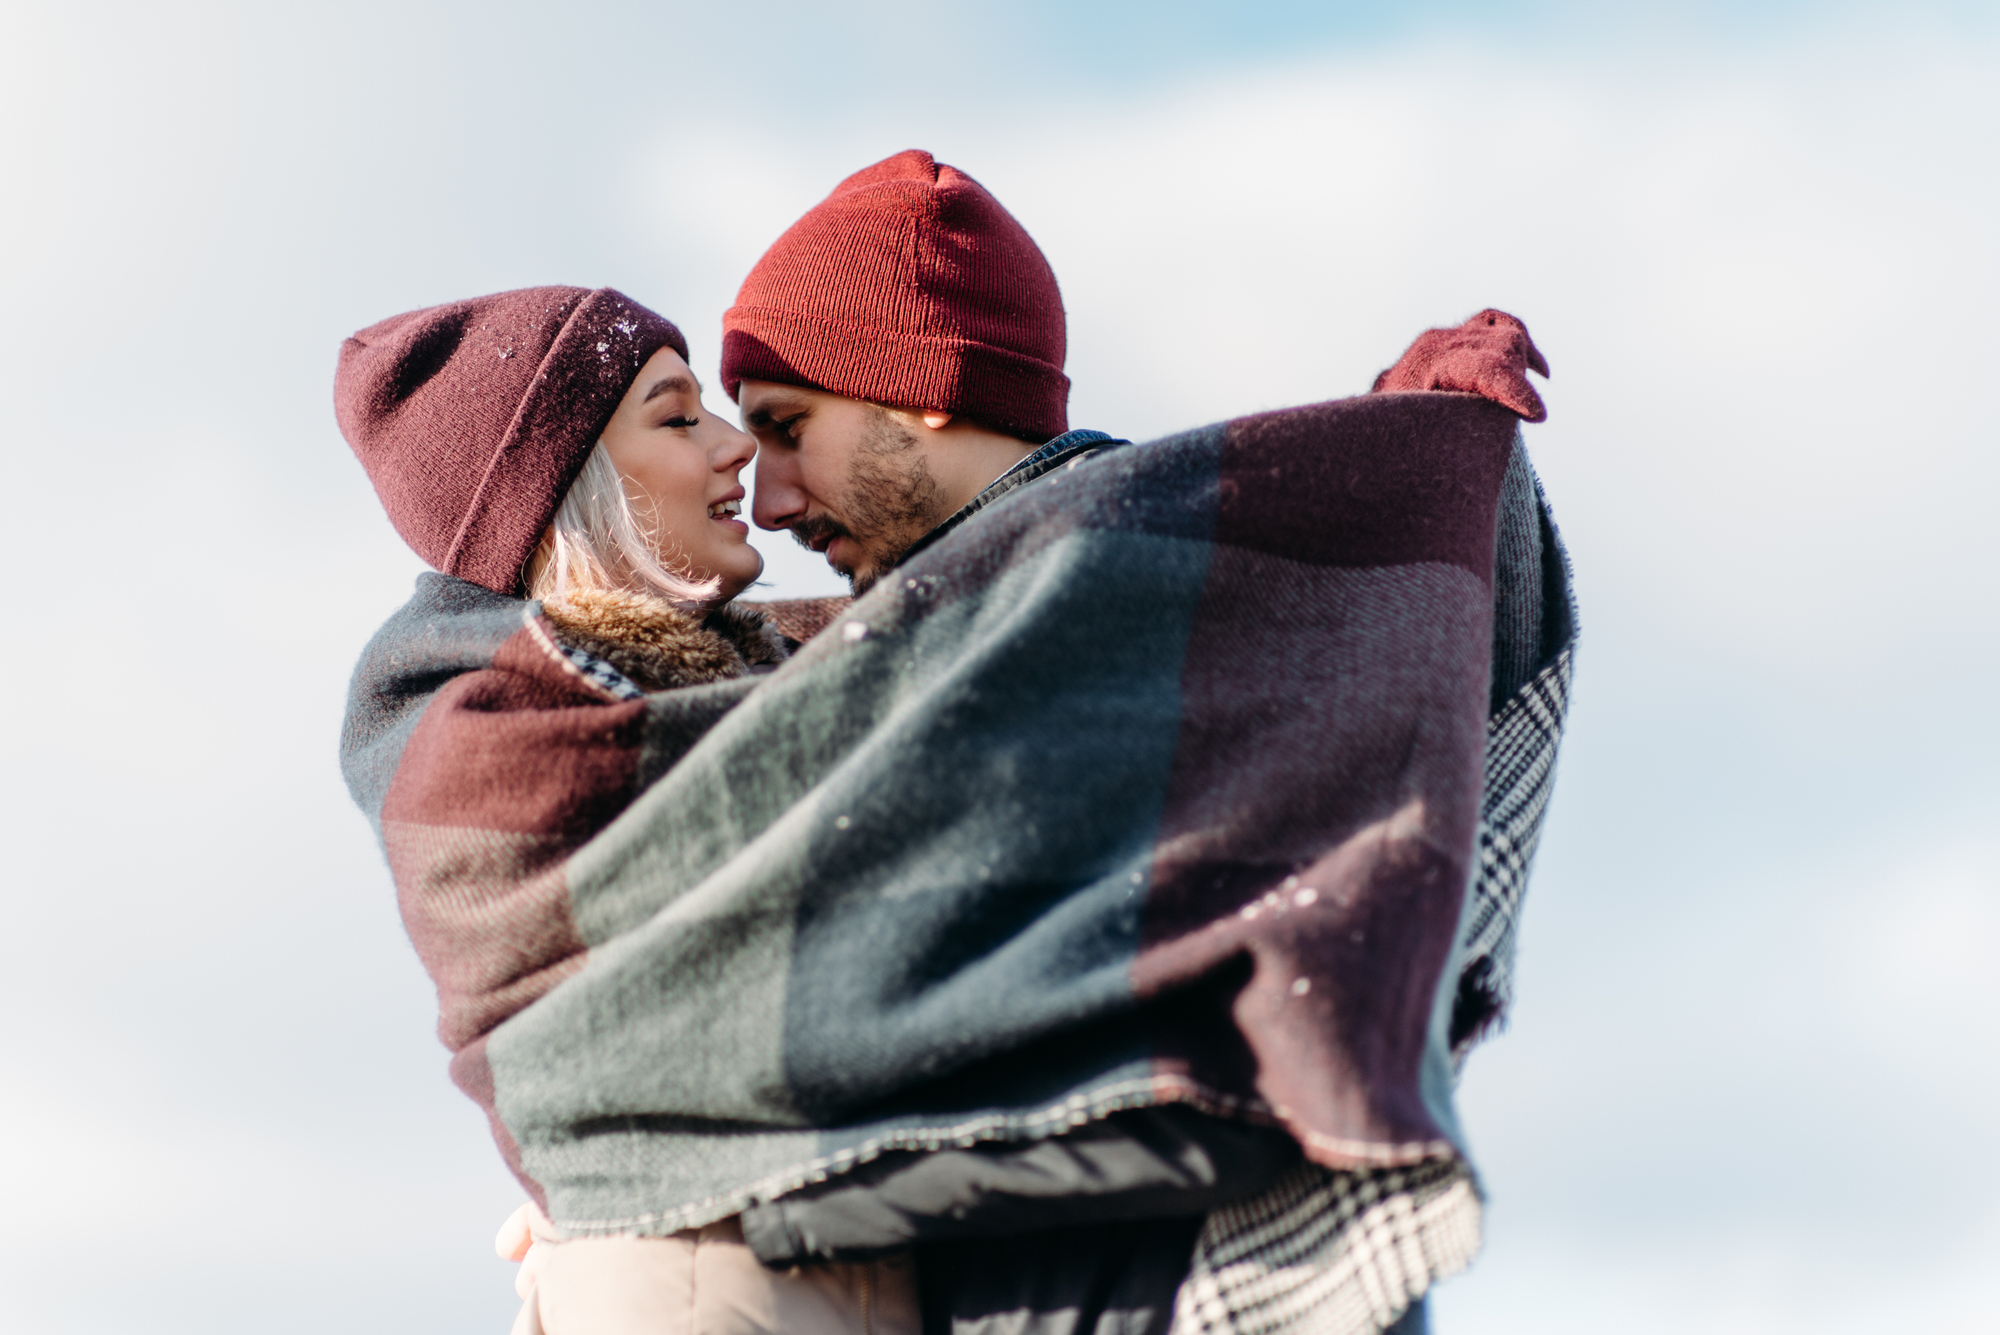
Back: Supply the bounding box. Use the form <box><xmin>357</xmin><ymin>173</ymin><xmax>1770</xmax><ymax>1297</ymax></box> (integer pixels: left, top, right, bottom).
<box><xmin>660</xmin><ymin>413</ymin><xmax>700</xmax><ymax>429</ymax></box>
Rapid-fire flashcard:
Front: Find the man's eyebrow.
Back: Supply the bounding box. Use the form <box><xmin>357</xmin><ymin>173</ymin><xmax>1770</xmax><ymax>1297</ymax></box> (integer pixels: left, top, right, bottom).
<box><xmin>641</xmin><ymin>373</ymin><xmax>701</xmax><ymax>403</ymax></box>
<box><xmin>743</xmin><ymin>400</ymin><xmax>801</xmax><ymax>429</ymax></box>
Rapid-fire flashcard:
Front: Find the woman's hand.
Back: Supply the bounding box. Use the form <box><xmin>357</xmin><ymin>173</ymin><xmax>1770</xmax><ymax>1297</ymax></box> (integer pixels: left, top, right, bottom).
<box><xmin>1372</xmin><ymin>310</ymin><xmax>1551</xmax><ymax>422</ymax></box>
<box><xmin>495</xmin><ymin>1201</ymin><xmax>558</xmax><ymax>1300</ymax></box>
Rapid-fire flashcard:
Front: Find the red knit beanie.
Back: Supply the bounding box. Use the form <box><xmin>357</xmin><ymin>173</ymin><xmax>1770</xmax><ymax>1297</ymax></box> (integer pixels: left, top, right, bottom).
<box><xmin>721</xmin><ymin>150</ymin><xmax>1069</xmax><ymax>442</ymax></box>
<box><xmin>335</xmin><ymin>286</ymin><xmax>687</xmax><ymax>594</ymax></box>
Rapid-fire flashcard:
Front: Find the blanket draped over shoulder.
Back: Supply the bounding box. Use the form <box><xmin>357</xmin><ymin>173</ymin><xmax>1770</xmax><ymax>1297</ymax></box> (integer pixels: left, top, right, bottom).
<box><xmin>341</xmin><ymin>394</ymin><xmax>1575</xmax><ymax>1259</ymax></box>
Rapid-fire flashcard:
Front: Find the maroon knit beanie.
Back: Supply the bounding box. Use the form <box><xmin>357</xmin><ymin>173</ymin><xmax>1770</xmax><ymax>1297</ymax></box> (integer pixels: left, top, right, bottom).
<box><xmin>721</xmin><ymin>150</ymin><xmax>1069</xmax><ymax>442</ymax></box>
<box><xmin>335</xmin><ymin>287</ymin><xmax>687</xmax><ymax>594</ymax></box>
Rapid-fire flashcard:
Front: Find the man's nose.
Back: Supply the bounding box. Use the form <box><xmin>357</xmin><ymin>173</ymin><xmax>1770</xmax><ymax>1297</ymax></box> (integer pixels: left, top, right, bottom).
<box><xmin>751</xmin><ymin>451</ymin><xmax>806</xmax><ymax>531</ymax></box>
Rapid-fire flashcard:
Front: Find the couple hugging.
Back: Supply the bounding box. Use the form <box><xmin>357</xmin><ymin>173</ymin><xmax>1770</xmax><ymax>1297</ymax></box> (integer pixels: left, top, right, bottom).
<box><xmin>336</xmin><ymin>149</ymin><xmax>1574</xmax><ymax>1335</ymax></box>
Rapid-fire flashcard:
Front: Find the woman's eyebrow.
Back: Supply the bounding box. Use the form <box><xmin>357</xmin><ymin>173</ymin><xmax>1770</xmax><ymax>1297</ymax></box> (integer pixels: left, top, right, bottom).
<box><xmin>641</xmin><ymin>373</ymin><xmax>701</xmax><ymax>403</ymax></box>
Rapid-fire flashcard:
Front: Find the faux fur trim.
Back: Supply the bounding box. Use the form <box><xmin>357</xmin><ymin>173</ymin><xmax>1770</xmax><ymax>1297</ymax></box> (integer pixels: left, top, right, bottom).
<box><xmin>705</xmin><ymin>602</ymin><xmax>791</xmax><ymax>668</ymax></box>
<box><xmin>541</xmin><ymin>589</ymin><xmax>786</xmax><ymax>692</ymax></box>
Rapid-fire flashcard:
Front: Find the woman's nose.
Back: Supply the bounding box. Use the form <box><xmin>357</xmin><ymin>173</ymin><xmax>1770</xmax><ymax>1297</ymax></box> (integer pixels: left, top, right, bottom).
<box><xmin>712</xmin><ymin>421</ymin><xmax>757</xmax><ymax>471</ymax></box>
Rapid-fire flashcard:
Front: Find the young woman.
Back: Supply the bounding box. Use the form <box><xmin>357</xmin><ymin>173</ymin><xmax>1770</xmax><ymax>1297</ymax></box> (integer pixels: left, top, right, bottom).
<box><xmin>335</xmin><ymin>285</ymin><xmax>906</xmax><ymax>1335</ymax></box>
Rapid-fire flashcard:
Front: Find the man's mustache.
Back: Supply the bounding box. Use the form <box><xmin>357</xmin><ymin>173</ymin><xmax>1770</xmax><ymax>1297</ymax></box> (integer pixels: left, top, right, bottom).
<box><xmin>789</xmin><ymin>513</ymin><xmax>852</xmax><ymax>553</ymax></box>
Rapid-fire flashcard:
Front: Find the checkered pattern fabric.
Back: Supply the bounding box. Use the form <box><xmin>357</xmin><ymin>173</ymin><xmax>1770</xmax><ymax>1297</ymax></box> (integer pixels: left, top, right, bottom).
<box><xmin>1171</xmin><ymin>1158</ymin><xmax>1481</xmax><ymax>1335</ymax></box>
<box><xmin>1454</xmin><ymin>644</ymin><xmax>1575</xmax><ymax>1064</ymax></box>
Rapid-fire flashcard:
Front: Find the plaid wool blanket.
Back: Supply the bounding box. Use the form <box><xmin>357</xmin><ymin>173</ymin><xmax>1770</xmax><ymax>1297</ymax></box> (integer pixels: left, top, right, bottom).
<box><xmin>342</xmin><ymin>392</ymin><xmax>1574</xmax><ymax>1325</ymax></box>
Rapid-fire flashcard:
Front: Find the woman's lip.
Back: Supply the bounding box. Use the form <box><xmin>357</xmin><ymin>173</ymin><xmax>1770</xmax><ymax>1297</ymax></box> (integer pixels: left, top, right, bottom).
<box><xmin>711</xmin><ymin>515</ymin><xmax>749</xmax><ymax>535</ymax></box>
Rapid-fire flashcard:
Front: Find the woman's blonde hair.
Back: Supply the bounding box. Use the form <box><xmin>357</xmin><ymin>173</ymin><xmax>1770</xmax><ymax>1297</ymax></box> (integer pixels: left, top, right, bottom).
<box><xmin>524</xmin><ymin>443</ymin><xmax>720</xmax><ymax>606</ymax></box>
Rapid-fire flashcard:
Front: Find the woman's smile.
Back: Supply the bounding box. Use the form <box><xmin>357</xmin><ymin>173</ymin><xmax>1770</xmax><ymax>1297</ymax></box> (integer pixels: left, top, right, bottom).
<box><xmin>707</xmin><ymin>489</ymin><xmax>747</xmax><ymax>530</ymax></box>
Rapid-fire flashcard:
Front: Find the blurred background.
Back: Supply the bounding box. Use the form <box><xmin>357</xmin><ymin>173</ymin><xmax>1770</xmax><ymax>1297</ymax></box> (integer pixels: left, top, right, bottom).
<box><xmin>2</xmin><ymin>1</ymin><xmax>1995</xmax><ymax>1331</ymax></box>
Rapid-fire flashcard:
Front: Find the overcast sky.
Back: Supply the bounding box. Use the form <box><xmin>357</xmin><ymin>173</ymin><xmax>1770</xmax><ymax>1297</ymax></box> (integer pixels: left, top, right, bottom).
<box><xmin>1</xmin><ymin>2</ymin><xmax>1995</xmax><ymax>1332</ymax></box>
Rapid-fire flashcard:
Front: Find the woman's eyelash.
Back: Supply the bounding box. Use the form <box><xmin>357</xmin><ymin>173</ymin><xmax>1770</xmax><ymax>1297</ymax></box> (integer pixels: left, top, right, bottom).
<box><xmin>662</xmin><ymin>415</ymin><xmax>700</xmax><ymax>428</ymax></box>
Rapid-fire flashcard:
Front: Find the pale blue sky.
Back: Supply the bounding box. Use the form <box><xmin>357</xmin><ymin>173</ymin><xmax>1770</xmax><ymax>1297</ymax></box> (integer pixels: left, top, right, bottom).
<box><xmin>0</xmin><ymin>2</ymin><xmax>1994</xmax><ymax>1332</ymax></box>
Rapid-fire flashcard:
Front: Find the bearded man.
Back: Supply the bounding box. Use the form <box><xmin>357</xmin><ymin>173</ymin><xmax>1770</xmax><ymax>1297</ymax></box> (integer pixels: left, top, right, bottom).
<box><xmin>712</xmin><ymin>151</ymin><xmax>1561</xmax><ymax>1335</ymax></box>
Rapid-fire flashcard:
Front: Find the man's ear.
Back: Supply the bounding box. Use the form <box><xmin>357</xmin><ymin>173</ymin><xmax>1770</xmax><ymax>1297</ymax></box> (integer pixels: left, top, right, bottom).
<box><xmin>921</xmin><ymin>410</ymin><xmax>954</xmax><ymax>430</ymax></box>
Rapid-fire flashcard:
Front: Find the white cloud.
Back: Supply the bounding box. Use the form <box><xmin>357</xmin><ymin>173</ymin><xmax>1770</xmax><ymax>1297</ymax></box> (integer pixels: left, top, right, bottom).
<box><xmin>1832</xmin><ymin>848</ymin><xmax>2000</xmax><ymax>1046</ymax></box>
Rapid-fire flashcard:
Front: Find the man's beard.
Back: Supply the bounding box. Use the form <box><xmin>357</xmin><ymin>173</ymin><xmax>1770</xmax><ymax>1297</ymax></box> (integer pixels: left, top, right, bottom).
<box><xmin>791</xmin><ymin>408</ymin><xmax>947</xmax><ymax>595</ymax></box>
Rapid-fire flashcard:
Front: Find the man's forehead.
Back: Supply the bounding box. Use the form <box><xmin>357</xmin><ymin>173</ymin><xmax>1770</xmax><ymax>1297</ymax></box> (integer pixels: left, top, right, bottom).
<box><xmin>740</xmin><ymin>378</ymin><xmax>832</xmax><ymax>423</ymax></box>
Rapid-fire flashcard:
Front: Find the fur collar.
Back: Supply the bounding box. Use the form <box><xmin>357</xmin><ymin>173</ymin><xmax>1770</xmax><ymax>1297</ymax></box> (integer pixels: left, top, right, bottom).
<box><xmin>541</xmin><ymin>588</ymin><xmax>787</xmax><ymax>693</ymax></box>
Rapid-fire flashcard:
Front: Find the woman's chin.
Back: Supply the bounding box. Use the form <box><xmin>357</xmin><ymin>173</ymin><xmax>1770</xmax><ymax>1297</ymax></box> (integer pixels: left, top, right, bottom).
<box><xmin>712</xmin><ymin>557</ymin><xmax>764</xmax><ymax>605</ymax></box>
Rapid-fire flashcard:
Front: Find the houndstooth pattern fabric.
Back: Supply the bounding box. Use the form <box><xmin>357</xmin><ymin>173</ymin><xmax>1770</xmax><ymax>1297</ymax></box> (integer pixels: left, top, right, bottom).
<box><xmin>1171</xmin><ymin>1158</ymin><xmax>1482</xmax><ymax>1335</ymax></box>
<box><xmin>1453</xmin><ymin>644</ymin><xmax>1575</xmax><ymax>1063</ymax></box>
<box><xmin>557</xmin><ymin>644</ymin><xmax>645</xmax><ymax>701</ymax></box>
